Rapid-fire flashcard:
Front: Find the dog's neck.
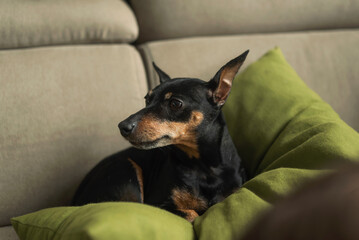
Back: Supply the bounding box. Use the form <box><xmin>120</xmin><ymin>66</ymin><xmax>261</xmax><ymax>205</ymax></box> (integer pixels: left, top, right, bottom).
<box><xmin>199</xmin><ymin>113</ymin><xmax>240</xmax><ymax>167</ymax></box>
<box><xmin>175</xmin><ymin>112</ymin><xmax>240</xmax><ymax>170</ymax></box>
<box><xmin>171</xmin><ymin>112</ymin><xmax>246</xmax><ymax>197</ymax></box>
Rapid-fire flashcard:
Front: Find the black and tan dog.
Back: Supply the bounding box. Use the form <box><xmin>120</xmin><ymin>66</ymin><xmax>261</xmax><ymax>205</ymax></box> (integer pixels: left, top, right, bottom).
<box><xmin>73</xmin><ymin>50</ymin><xmax>249</xmax><ymax>222</ymax></box>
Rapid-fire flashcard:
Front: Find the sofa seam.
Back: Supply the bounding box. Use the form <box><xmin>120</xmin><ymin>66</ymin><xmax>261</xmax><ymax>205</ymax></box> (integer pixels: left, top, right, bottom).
<box><xmin>137</xmin><ymin>44</ymin><xmax>157</xmax><ymax>90</ymax></box>
<box><xmin>129</xmin><ymin>45</ymin><xmax>144</xmax><ymax>100</ymax></box>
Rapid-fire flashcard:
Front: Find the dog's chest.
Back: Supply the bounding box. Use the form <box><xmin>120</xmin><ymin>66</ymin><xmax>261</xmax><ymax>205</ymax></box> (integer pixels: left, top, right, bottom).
<box><xmin>174</xmin><ymin>165</ymin><xmax>230</xmax><ymax>209</ymax></box>
<box><xmin>145</xmin><ymin>149</ymin><xmax>240</xmax><ymax>213</ymax></box>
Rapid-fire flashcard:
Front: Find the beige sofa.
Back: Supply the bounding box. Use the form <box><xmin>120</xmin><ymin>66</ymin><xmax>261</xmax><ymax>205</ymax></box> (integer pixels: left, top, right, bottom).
<box><xmin>1</xmin><ymin>0</ymin><xmax>358</xmax><ymax>239</ymax></box>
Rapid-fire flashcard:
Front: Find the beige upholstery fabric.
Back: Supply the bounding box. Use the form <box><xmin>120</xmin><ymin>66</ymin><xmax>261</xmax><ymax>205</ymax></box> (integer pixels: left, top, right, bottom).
<box><xmin>0</xmin><ymin>0</ymin><xmax>138</xmax><ymax>49</ymax></box>
<box><xmin>131</xmin><ymin>0</ymin><xmax>359</xmax><ymax>42</ymax></box>
<box><xmin>0</xmin><ymin>45</ymin><xmax>147</xmax><ymax>226</ymax></box>
<box><xmin>0</xmin><ymin>226</ymin><xmax>18</xmax><ymax>240</ymax></box>
<box><xmin>139</xmin><ymin>30</ymin><xmax>359</xmax><ymax>131</ymax></box>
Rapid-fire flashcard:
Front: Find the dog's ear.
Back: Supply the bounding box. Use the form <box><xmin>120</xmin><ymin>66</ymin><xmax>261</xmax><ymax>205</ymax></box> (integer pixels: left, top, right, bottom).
<box><xmin>208</xmin><ymin>50</ymin><xmax>249</xmax><ymax>106</ymax></box>
<box><xmin>153</xmin><ymin>62</ymin><xmax>171</xmax><ymax>84</ymax></box>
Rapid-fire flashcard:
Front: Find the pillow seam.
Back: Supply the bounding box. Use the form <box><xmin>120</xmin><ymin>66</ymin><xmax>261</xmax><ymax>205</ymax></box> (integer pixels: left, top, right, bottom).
<box><xmin>11</xmin><ymin>219</ymin><xmax>58</xmax><ymax>234</ymax></box>
<box><xmin>53</xmin><ymin>206</ymin><xmax>85</xmax><ymax>236</ymax></box>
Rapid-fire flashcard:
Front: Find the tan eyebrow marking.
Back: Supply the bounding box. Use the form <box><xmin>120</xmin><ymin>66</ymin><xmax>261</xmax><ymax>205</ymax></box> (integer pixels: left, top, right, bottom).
<box><xmin>148</xmin><ymin>89</ymin><xmax>153</xmax><ymax>96</ymax></box>
<box><xmin>164</xmin><ymin>92</ymin><xmax>172</xmax><ymax>100</ymax></box>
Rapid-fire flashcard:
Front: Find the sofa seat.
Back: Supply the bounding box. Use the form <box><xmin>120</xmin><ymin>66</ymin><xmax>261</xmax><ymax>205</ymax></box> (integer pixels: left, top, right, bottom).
<box><xmin>0</xmin><ymin>226</ymin><xmax>18</xmax><ymax>240</ymax></box>
<box><xmin>139</xmin><ymin>29</ymin><xmax>359</xmax><ymax>131</ymax></box>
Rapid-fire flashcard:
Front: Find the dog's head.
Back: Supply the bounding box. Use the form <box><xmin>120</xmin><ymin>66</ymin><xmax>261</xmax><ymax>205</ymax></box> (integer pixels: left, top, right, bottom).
<box><xmin>118</xmin><ymin>50</ymin><xmax>249</xmax><ymax>156</ymax></box>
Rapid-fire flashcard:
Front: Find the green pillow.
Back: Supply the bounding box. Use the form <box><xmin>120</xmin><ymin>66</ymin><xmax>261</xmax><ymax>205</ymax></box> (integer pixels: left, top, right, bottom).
<box><xmin>194</xmin><ymin>47</ymin><xmax>359</xmax><ymax>240</ymax></box>
<box><xmin>11</xmin><ymin>202</ymin><xmax>195</xmax><ymax>240</ymax></box>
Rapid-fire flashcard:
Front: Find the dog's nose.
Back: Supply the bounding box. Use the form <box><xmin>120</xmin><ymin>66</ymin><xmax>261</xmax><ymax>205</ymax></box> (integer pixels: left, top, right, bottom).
<box><xmin>118</xmin><ymin>121</ymin><xmax>136</xmax><ymax>137</ymax></box>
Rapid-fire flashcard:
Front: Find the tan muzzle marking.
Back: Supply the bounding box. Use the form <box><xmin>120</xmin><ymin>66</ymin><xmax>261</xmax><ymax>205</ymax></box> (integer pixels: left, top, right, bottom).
<box><xmin>133</xmin><ymin>111</ymin><xmax>204</xmax><ymax>158</ymax></box>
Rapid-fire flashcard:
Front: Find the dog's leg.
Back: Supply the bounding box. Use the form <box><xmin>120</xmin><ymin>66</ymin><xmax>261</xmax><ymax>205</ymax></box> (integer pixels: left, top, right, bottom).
<box><xmin>178</xmin><ymin>209</ymin><xmax>199</xmax><ymax>223</ymax></box>
<box><xmin>128</xmin><ymin>158</ymin><xmax>144</xmax><ymax>203</ymax></box>
<box><xmin>170</xmin><ymin>188</ymin><xmax>208</xmax><ymax>222</ymax></box>
<box><xmin>72</xmin><ymin>153</ymin><xmax>144</xmax><ymax>205</ymax></box>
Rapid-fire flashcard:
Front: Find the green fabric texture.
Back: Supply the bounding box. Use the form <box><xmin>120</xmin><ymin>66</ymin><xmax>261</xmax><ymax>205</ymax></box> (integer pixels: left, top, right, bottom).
<box><xmin>11</xmin><ymin>202</ymin><xmax>195</xmax><ymax>240</ymax></box>
<box><xmin>194</xmin><ymin>47</ymin><xmax>359</xmax><ymax>240</ymax></box>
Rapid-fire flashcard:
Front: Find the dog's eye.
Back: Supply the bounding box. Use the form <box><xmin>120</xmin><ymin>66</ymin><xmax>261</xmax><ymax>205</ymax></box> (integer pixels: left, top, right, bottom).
<box><xmin>169</xmin><ymin>99</ymin><xmax>183</xmax><ymax>110</ymax></box>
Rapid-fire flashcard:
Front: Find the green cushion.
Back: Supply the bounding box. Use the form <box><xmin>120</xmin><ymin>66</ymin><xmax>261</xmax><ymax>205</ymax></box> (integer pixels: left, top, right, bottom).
<box><xmin>194</xmin><ymin>47</ymin><xmax>359</xmax><ymax>240</ymax></box>
<box><xmin>11</xmin><ymin>202</ymin><xmax>195</xmax><ymax>240</ymax></box>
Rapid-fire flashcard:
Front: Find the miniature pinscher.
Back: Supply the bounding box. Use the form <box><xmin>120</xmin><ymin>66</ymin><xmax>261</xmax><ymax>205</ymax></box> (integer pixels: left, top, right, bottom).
<box><xmin>72</xmin><ymin>50</ymin><xmax>249</xmax><ymax>222</ymax></box>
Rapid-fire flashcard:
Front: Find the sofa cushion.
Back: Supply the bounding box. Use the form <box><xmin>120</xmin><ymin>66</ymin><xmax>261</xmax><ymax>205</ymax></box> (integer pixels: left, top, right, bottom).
<box><xmin>0</xmin><ymin>0</ymin><xmax>138</xmax><ymax>49</ymax></box>
<box><xmin>11</xmin><ymin>202</ymin><xmax>194</xmax><ymax>240</ymax></box>
<box><xmin>194</xmin><ymin>48</ymin><xmax>359</xmax><ymax>240</ymax></box>
<box><xmin>0</xmin><ymin>45</ymin><xmax>147</xmax><ymax>226</ymax></box>
<box><xmin>130</xmin><ymin>0</ymin><xmax>359</xmax><ymax>42</ymax></box>
<box><xmin>0</xmin><ymin>226</ymin><xmax>18</xmax><ymax>240</ymax></box>
<box><xmin>138</xmin><ymin>29</ymin><xmax>359</xmax><ymax>131</ymax></box>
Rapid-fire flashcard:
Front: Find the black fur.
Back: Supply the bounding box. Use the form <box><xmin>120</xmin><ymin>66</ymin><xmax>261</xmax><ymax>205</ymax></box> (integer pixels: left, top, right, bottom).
<box><xmin>73</xmin><ymin>50</ymin><xmax>249</xmax><ymax>221</ymax></box>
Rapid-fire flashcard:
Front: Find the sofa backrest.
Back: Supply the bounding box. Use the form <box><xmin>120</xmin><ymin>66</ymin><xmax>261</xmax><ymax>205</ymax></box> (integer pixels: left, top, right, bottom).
<box><xmin>138</xmin><ymin>30</ymin><xmax>359</xmax><ymax>132</ymax></box>
<box><xmin>0</xmin><ymin>45</ymin><xmax>147</xmax><ymax>227</ymax></box>
<box><xmin>130</xmin><ymin>0</ymin><xmax>359</xmax><ymax>42</ymax></box>
<box><xmin>0</xmin><ymin>0</ymin><xmax>148</xmax><ymax>226</ymax></box>
<box><xmin>0</xmin><ymin>0</ymin><xmax>138</xmax><ymax>49</ymax></box>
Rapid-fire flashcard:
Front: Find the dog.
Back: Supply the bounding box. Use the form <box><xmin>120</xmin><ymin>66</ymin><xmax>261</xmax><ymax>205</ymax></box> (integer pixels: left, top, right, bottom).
<box><xmin>72</xmin><ymin>50</ymin><xmax>249</xmax><ymax>222</ymax></box>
